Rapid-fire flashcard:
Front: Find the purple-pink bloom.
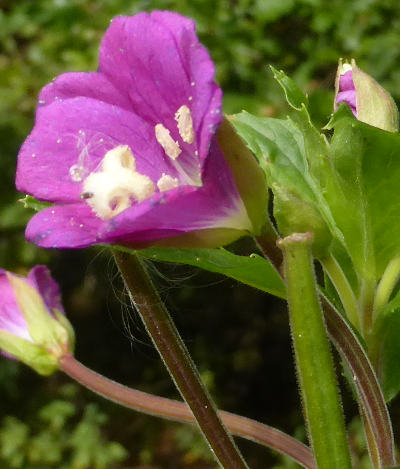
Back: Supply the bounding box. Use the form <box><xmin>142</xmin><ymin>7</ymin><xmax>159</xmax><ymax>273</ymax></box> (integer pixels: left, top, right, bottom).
<box><xmin>16</xmin><ymin>11</ymin><xmax>254</xmax><ymax>249</ymax></box>
<box><xmin>0</xmin><ymin>265</ymin><xmax>72</xmax><ymax>377</ymax></box>
<box><xmin>0</xmin><ymin>266</ymin><xmax>64</xmax><ymax>343</ymax></box>
<box><xmin>335</xmin><ymin>70</ymin><xmax>357</xmax><ymax>116</ymax></box>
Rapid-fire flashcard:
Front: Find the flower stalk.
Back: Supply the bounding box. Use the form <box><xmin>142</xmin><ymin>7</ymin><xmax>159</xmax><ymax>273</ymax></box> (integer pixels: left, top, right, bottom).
<box><xmin>373</xmin><ymin>255</ymin><xmax>400</xmax><ymax>320</ymax></box>
<box><xmin>321</xmin><ymin>253</ymin><xmax>361</xmax><ymax>331</ymax></box>
<box><xmin>59</xmin><ymin>354</ymin><xmax>315</xmax><ymax>469</ymax></box>
<box><xmin>113</xmin><ymin>250</ymin><xmax>249</xmax><ymax>469</ymax></box>
<box><xmin>278</xmin><ymin>233</ymin><xmax>352</xmax><ymax>469</ymax></box>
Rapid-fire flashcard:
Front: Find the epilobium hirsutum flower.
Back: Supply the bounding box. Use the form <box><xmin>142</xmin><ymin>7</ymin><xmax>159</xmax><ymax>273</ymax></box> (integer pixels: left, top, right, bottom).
<box><xmin>335</xmin><ymin>59</ymin><xmax>399</xmax><ymax>132</ymax></box>
<box><xmin>0</xmin><ymin>266</ymin><xmax>73</xmax><ymax>375</ymax></box>
<box><xmin>16</xmin><ymin>11</ymin><xmax>265</xmax><ymax>249</ymax></box>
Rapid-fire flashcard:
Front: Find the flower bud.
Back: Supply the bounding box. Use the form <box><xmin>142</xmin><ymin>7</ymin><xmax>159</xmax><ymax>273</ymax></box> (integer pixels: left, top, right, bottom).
<box><xmin>335</xmin><ymin>59</ymin><xmax>399</xmax><ymax>132</ymax></box>
<box><xmin>0</xmin><ymin>266</ymin><xmax>74</xmax><ymax>375</ymax></box>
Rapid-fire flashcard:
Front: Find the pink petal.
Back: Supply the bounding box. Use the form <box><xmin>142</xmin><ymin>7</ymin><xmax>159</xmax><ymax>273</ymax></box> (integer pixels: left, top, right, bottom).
<box><xmin>28</xmin><ymin>266</ymin><xmax>64</xmax><ymax>315</ymax></box>
<box><xmin>16</xmin><ymin>97</ymin><xmax>173</xmax><ymax>202</ymax></box>
<box><xmin>0</xmin><ymin>272</ymin><xmax>30</xmax><ymax>339</ymax></box>
<box><xmin>25</xmin><ymin>204</ymin><xmax>101</xmax><ymax>248</ymax></box>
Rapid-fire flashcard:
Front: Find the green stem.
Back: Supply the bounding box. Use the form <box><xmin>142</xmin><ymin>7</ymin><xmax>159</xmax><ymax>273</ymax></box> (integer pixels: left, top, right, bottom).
<box><xmin>278</xmin><ymin>233</ymin><xmax>352</xmax><ymax>469</ymax></box>
<box><xmin>360</xmin><ymin>276</ymin><xmax>377</xmax><ymax>336</ymax></box>
<box><xmin>59</xmin><ymin>354</ymin><xmax>315</xmax><ymax>469</ymax></box>
<box><xmin>321</xmin><ymin>253</ymin><xmax>361</xmax><ymax>331</ymax></box>
<box><xmin>113</xmin><ymin>250</ymin><xmax>249</xmax><ymax>469</ymax></box>
<box><xmin>373</xmin><ymin>255</ymin><xmax>400</xmax><ymax>320</ymax></box>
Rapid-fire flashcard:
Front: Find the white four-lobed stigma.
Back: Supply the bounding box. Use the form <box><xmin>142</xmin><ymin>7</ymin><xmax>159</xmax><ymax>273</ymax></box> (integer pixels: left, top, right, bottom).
<box><xmin>82</xmin><ymin>145</ymin><xmax>155</xmax><ymax>219</ymax></box>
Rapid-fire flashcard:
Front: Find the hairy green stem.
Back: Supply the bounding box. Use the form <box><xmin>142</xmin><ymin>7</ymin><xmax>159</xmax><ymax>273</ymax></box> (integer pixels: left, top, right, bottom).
<box><xmin>113</xmin><ymin>250</ymin><xmax>249</xmax><ymax>469</ymax></box>
<box><xmin>59</xmin><ymin>354</ymin><xmax>315</xmax><ymax>469</ymax></box>
<box><xmin>321</xmin><ymin>253</ymin><xmax>361</xmax><ymax>331</ymax></box>
<box><xmin>278</xmin><ymin>233</ymin><xmax>352</xmax><ymax>469</ymax></box>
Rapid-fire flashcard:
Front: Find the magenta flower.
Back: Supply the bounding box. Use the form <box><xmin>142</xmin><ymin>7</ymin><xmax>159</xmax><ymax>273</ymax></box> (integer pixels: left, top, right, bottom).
<box><xmin>16</xmin><ymin>11</ymin><xmax>257</xmax><ymax>249</ymax></box>
<box><xmin>0</xmin><ymin>266</ymin><xmax>73</xmax><ymax>374</ymax></box>
<box><xmin>335</xmin><ymin>67</ymin><xmax>357</xmax><ymax>116</ymax></box>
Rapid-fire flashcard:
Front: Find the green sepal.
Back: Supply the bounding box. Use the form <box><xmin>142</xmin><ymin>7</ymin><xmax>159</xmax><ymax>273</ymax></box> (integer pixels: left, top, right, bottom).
<box><xmin>218</xmin><ymin>117</ymin><xmax>271</xmax><ymax>237</ymax></box>
<box><xmin>18</xmin><ymin>195</ymin><xmax>51</xmax><ymax>212</ymax></box>
<box><xmin>53</xmin><ymin>309</ymin><xmax>75</xmax><ymax>354</ymax></box>
<box><xmin>8</xmin><ymin>274</ymin><xmax>69</xmax><ymax>352</ymax></box>
<box><xmin>0</xmin><ymin>330</ymin><xmax>58</xmax><ymax>376</ymax></box>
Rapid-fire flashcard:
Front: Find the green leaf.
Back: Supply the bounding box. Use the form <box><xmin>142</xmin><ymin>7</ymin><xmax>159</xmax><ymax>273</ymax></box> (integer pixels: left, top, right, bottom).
<box><xmin>328</xmin><ymin>108</ymin><xmax>400</xmax><ymax>278</ymax></box>
<box><xmin>324</xmin><ymin>111</ymin><xmax>374</xmax><ymax>284</ymax></box>
<box><xmin>231</xmin><ymin>111</ymin><xmax>313</xmax><ymax>200</ymax></box>
<box><xmin>231</xmin><ymin>111</ymin><xmax>339</xmax><ymax>257</ymax></box>
<box><xmin>367</xmin><ymin>273</ymin><xmax>400</xmax><ymax>402</ymax></box>
<box><xmin>373</xmin><ymin>307</ymin><xmax>400</xmax><ymax>401</ymax></box>
<box><xmin>113</xmin><ymin>245</ymin><xmax>286</xmax><ymax>299</ymax></box>
<box><xmin>270</xmin><ymin>65</ymin><xmax>308</xmax><ymax>110</ymax></box>
<box><xmin>270</xmin><ymin>68</ymin><xmax>331</xmax><ymax>190</ymax></box>
<box><xmin>234</xmin><ymin>96</ymin><xmax>400</xmax><ymax>289</ymax></box>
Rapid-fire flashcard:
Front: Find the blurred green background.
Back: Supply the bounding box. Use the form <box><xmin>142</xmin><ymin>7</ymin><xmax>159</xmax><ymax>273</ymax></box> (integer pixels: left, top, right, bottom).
<box><xmin>1</xmin><ymin>0</ymin><xmax>400</xmax><ymax>467</ymax></box>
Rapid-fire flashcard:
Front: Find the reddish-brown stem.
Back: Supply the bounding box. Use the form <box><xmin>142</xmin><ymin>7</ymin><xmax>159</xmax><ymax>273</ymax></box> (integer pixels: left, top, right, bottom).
<box><xmin>114</xmin><ymin>250</ymin><xmax>249</xmax><ymax>469</ymax></box>
<box><xmin>322</xmin><ymin>297</ymin><xmax>397</xmax><ymax>467</ymax></box>
<box><xmin>255</xmin><ymin>234</ymin><xmax>283</xmax><ymax>271</ymax></box>
<box><xmin>59</xmin><ymin>354</ymin><xmax>315</xmax><ymax>469</ymax></box>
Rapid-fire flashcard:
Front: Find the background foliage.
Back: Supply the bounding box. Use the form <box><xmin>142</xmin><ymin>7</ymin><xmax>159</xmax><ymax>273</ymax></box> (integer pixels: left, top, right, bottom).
<box><xmin>0</xmin><ymin>0</ymin><xmax>399</xmax><ymax>467</ymax></box>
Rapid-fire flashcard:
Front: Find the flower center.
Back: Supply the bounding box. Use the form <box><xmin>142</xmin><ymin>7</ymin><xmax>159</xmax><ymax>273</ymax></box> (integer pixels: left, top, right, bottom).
<box><xmin>82</xmin><ymin>145</ymin><xmax>155</xmax><ymax>220</ymax></box>
<box><xmin>78</xmin><ymin>104</ymin><xmax>200</xmax><ymax>220</ymax></box>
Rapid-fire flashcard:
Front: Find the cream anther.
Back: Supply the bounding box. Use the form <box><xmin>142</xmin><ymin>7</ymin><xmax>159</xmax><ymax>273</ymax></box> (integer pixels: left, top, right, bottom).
<box><xmin>157</xmin><ymin>173</ymin><xmax>179</xmax><ymax>192</ymax></box>
<box><xmin>82</xmin><ymin>145</ymin><xmax>155</xmax><ymax>220</ymax></box>
<box><xmin>175</xmin><ymin>105</ymin><xmax>194</xmax><ymax>144</ymax></box>
<box><xmin>155</xmin><ymin>124</ymin><xmax>181</xmax><ymax>160</ymax></box>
